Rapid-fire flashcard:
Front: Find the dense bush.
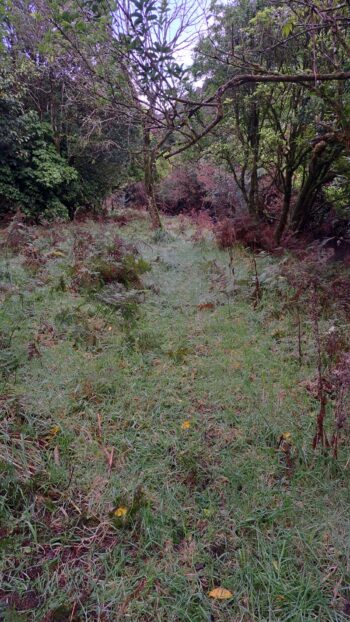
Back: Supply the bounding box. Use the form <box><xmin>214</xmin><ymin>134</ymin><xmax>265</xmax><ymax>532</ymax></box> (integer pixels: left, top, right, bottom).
<box><xmin>157</xmin><ymin>164</ymin><xmax>205</xmax><ymax>214</ymax></box>
<box><xmin>215</xmin><ymin>214</ymin><xmax>277</xmax><ymax>252</ymax></box>
<box><xmin>0</xmin><ymin>85</ymin><xmax>78</xmax><ymax>221</ymax></box>
<box><xmin>0</xmin><ymin>61</ymin><xmax>140</xmax><ymax>222</ymax></box>
<box><xmin>157</xmin><ymin>162</ymin><xmax>239</xmax><ymax>218</ymax></box>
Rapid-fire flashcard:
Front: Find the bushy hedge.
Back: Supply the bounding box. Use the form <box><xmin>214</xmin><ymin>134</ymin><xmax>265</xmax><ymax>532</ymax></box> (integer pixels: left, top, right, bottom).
<box><xmin>0</xmin><ymin>71</ymin><xmax>136</xmax><ymax>222</ymax></box>
<box><xmin>0</xmin><ymin>84</ymin><xmax>79</xmax><ymax>221</ymax></box>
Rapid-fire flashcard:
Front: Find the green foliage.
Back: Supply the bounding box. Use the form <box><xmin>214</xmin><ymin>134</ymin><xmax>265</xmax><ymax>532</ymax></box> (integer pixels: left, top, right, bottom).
<box><xmin>0</xmin><ymin>80</ymin><xmax>78</xmax><ymax>220</ymax></box>
<box><xmin>0</xmin><ymin>0</ymin><xmax>142</xmax><ymax>222</ymax></box>
<box><xmin>0</xmin><ymin>64</ymin><xmax>138</xmax><ymax>220</ymax></box>
<box><xmin>191</xmin><ymin>0</ymin><xmax>350</xmax><ymax>232</ymax></box>
<box><xmin>324</xmin><ymin>164</ymin><xmax>350</xmax><ymax>217</ymax></box>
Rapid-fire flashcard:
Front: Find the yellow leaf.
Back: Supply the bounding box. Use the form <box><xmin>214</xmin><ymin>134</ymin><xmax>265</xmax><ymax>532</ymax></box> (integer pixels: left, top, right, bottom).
<box><xmin>208</xmin><ymin>587</ymin><xmax>233</xmax><ymax>600</ymax></box>
<box><xmin>49</xmin><ymin>425</ymin><xmax>60</xmax><ymax>436</ymax></box>
<box><xmin>282</xmin><ymin>432</ymin><xmax>291</xmax><ymax>441</ymax></box>
<box><xmin>114</xmin><ymin>506</ymin><xmax>127</xmax><ymax>518</ymax></box>
<box><xmin>230</xmin><ymin>361</ymin><xmax>242</xmax><ymax>370</ymax></box>
<box><xmin>181</xmin><ymin>420</ymin><xmax>191</xmax><ymax>430</ymax></box>
<box><xmin>50</xmin><ymin>250</ymin><xmax>65</xmax><ymax>258</ymax></box>
<box><xmin>272</xmin><ymin>560</ymin><xmax>279</xmax><ymax>571</ymax></box>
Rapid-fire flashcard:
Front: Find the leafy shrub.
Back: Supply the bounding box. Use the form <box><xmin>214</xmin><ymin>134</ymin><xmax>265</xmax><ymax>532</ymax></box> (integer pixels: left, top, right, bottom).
<box><xmin>124</xmin><ymin>182</ymin><xmax>147</xmax><ymax>209</ymax></box>
<box><xmin>157</xmin><ymin>164</ymin><xmax>205</xmax><ymax>214</ymax></box>
<box><xmin>190</xmin><ymin>210</ymin><xmax>214</xmax><ymax>243</ymax></box>
<box><xmin>157</xmin><ymin>162</ymin><xmax>238</xmax><ymax>218</ymax></box>
<box><xmin>196</xmin><ymin>161</ymin><xmax>239</xmax><ymax>218</ymax></box>
<box><xmin>0</xmin><ymin>84</ymin><xmax>78</xmax><ymax>221</ymax></box>
<box><xmin>0</xmin><ymin>70</ymin><xmax>137</xmax><ymax>222</ymax></box>
<box><xmin>71</xmin><ymin>234</ymin><xmax>151</xmax><ymax>293</ymax></box>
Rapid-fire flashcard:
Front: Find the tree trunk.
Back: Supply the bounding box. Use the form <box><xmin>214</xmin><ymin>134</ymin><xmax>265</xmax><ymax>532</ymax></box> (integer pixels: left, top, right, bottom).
<box><xmin>275</xmin><ymin>168</ymin><xmax>293</xmax><ymax>244</ymax></box>
<box><xmin>248</xmin><ymin>150</ymin><xmax>259</xmax><ymax>216</ymax></box>
<box><xmin>143</xmin><ymin>124</ymin><xmax>162</xmax><ymax>229</ymax></box>
<box><xmin>291</xmin><ymin>177</ymin><xmax>320</xmax><ymax>233</ymax></box>
<box><xmin>247</xmin><ymin>101</ymin><xmax>260</xmax><ymax>216</ymax></box>
<box><xmin>291</xmin><ymin>142</ymin><xmax>342</xmax><ymax>232</ymax></box>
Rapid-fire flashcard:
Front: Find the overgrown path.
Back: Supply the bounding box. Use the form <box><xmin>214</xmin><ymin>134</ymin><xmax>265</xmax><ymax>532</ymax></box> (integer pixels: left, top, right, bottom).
<box><xmin>1</xmin><ymin>215</ymin><xmax>349</xmax><ymax>621</ymax></box>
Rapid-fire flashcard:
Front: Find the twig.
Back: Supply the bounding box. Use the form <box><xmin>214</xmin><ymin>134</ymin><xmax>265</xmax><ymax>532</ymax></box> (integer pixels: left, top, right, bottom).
<box><xmin>311</xmin><ymin>283</ymin><xmax>330</xmax><ymax>450</ymax></box>
<box><xmin>297</xmin><ymin>304</ymin><xmax>303</xmax><ymax>365</ymax></box>
<box><xmin>252</xmin><ymin>257</ymin><xmax>262</xmax><ymax>309</ymax></box>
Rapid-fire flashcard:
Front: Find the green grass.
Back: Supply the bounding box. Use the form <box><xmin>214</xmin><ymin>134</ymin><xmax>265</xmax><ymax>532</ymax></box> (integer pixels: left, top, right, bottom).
<box><xmin>0</xmin><ymin>215</ymin><xmax>349</xmax><ymax>621</ymax></box>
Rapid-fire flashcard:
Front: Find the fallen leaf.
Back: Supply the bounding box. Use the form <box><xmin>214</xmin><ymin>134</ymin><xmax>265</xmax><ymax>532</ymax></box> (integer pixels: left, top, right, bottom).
<box><xmin>49</xmin><ymin>425</ymin><xmax>60</xmax><ymax>437</ymax></box>
<box><xmin>197</xmin><ymin>302</ymin><xmax>215</xmax><ymax>311</ymax></box>
<box><xmin>114</xmin><ymin>506</ymin><xmax>128</xmax><ymax>518</ymax></box>
<box><xmin>230</xmin><ymin>361</ymin><xmax>242</xmax><ymax>370</ymax></box>
<box><xmin>152</xmin><ymin>358</ymin><xmax>162</xmax><ymax>366</ymax></box>
<box><xmin>181</xmin><ymin>420</ymin><xmax>191</xmax><ymax>430</ymax></box>
<box><xmin>208</xmin><ymin>587</ymin><xmax>233</xmax><ymax>600</ymax></box>
<box><xmin>42</xmin><ymin>425</ymin><xmax>60</xmax><ymax>444</ymax></box>
<box><xmin>282</xmin><ymin>432</ymin><xmax>291</xmax><ymax>441</ymax></box>
<box><xmin>49</xmin><ymin>250</ymin><xmax>66</xmax><ymax>258</ymax></box>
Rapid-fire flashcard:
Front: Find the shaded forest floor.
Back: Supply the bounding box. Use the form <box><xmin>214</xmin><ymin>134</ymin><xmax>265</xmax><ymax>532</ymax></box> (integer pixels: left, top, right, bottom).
<box><xmin>1</xmin><ymin>213</ymin><xmax>350</xmax><ymax>621</ymax></box>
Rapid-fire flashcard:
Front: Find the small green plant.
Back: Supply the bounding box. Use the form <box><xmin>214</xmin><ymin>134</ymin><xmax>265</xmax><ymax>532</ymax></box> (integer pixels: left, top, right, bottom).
<box><xmin>111</xmin><ymin>486</ymin><xmax>150</xmax><ymax>529</ymax></box>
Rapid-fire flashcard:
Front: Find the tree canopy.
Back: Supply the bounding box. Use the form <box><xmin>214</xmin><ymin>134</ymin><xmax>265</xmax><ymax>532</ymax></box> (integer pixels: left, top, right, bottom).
<box><xmin>1</xmin><ymin>0</ymin><xmax>350</xmax><ymax>237</ymax></box>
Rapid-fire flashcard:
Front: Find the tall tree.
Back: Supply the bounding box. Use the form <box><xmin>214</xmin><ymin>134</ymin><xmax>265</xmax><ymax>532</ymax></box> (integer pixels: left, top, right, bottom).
<box><xmin>0</xmin><ymin>0</ymin><xmax>140</xmax><ymax>218</ymax></box>
<box><xmin>188</xmin><ymin>0</ymin><xmax>350</xmax><ymax>236</ymax></box>
<box><xmin>41</xmin><ymin>0</ymin><xmax>209</xmax><ymax>227</ymax></box>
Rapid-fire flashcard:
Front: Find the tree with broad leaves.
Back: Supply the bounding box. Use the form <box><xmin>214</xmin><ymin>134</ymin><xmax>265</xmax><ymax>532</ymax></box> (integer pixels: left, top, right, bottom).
<box><xmin>11</xmin><ymin>0</ymin><xmax>350</xmax><ymax>232</ymax></box>
<box><xmin>39</xmin><ymin>0</ymin><xmax>210</xmax><ymax>228</ymax></box>
<box><xmin>189</xmin><ymin>0</ymin><xmax>350</xmax><ymax>237</ymax></box>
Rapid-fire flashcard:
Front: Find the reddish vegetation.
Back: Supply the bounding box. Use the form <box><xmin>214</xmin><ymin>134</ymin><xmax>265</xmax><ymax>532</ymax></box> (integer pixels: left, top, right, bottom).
<box><xmin>215</xmin><ymin>215</ymin><xmax>278</xmax><ymax>252</ymax></box>
<box><xmin>214</xmin><ymin>218</ymin><xmax>236</xmax><ymax>249</ymax></box>
<box><xmin>155</xmin><ymin>163</ymin><xmax>239</xmax><ymax>219</ymax></box>
<box><xmin>189</xmin><ymin>210</ymin><xmax>214</xmax><ymax>242</ymax></box>
<box><xmin>157</xmin><ymin>165</ymin><xmax>205</xmax><ymax>214</ymax></box>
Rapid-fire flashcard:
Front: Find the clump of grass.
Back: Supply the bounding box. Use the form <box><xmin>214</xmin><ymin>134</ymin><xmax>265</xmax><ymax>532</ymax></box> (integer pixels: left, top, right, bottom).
<box><xmin>125</xmin><ymin>328</ymin><xmax>162</xmax><ymax>353</ymax></box>
<box><xmin>70</xmin><ymin>235</ymin><xmax>151</xmax><ymax>294</ymax></box>
<box><xmin>111</xmin><ymin>485</ymin><xmax>151</xmax><ymax>529</ymax></box>
<box><xmin>152</xmin><ymin>228</ymin><xmax>174</xmax><ymax>243</ymax></box>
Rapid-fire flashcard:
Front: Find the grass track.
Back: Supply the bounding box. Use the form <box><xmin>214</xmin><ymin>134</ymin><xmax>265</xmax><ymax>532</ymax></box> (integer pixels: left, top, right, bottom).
<box><xmin>0</xmin><ymin>214</ymin><xmax>350</xmax><ymax>621</ymax></box>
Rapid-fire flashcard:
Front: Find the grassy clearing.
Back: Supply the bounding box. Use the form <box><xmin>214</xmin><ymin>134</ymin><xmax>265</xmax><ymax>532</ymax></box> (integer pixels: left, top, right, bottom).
<box><xmin>0</xmin><ymin>214</ymin><xmax>349</xmax><ymax>622</ymax></box>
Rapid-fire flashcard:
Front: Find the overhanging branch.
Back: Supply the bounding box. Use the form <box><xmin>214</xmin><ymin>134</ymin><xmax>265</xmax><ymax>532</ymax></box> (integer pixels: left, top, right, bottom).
<box><xmin>165</xmin><ymin>71</ymin><xmax>350</xmax><ymax>158</ymax></box>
